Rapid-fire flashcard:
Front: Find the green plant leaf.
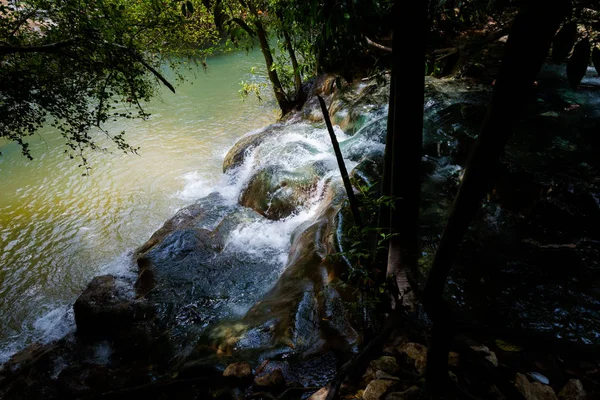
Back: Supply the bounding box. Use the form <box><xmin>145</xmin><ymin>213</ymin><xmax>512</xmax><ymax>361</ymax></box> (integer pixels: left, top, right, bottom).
<box><xmin>186</xmin><ymin>1</ymin><xmax>194</xmax><ymax>14</ymax></box>
<box><xmin>495</xmin><ymin>339</ymin><xmax>524</xmax><ymax>352</ymax></box>
<box><xmin>552</xmin><ymin>22</ymin><xmax>577</xmax><ymax>63</ymax></box>
<box><xmin>566</xmin><ymin>37</ymin><xmax>591</xmax><ymax>90</ymax></box>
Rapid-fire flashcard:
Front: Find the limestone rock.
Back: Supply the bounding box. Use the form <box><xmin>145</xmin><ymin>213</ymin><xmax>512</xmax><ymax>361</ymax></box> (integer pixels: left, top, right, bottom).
<box><xmin>397</xmin><ymin>342</ymin><xmax>427</xmax><ymax>374</ymax></box>
<box><xmin>515</xmin><ymin>373</ymin><xmax>558</xmax><ymax>400</ymax></box>
<box><xmin>308</xmin><ymin>387</ymin><xmax>329</xmax><ymax>400</ymax></box>
<box><xmin>471</xmin><ymin>344</ymin><xmax>498</xmax><ymax>367</ymax></box>
<box><xmin>254</xmin><ymin>369</ymin><xmax>285</xmax><ymax>390</ymax></box>
<box><xmin>363</xmin><ymin>379</ymin><xmax>394</xmax><ymax>400</ymax></box>
<box><xmin>370</xmin><ymin>356</ymin><xmax>401</xmax><ymax>376</ymax></box>
<box><xmin>385</xmin><ymin>386</ymin><xmax>422</xmax><ymax>400</ymax></box>
<box><xmin>558</xmin><ymin>379</ymin><xmax>586</xmax><ymax>400</ymax></box>
<box><xmin>223</xmin><ymin>362</ymin><xmax>253</xmax><ymax>380</ymax></box>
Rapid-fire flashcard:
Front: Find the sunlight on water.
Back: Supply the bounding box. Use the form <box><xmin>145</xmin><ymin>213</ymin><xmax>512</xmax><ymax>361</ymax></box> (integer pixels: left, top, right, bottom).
<box><xmin>0</xmin><ymin>49</ymin><xmax>277</xmax><ymax>361</ymax></box>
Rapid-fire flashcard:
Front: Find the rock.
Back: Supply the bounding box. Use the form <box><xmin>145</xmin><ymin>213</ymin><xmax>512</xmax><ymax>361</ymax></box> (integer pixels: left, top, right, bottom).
<box><xmin>136</xmin><ymin>203</ymin><xmax>205</xmax><ymax>257</ymax></box>
<box><xmin>515</xmin><ymin>373</ymin><xmax>558</xmax><ymax>400</ymax></box>
<box><xmin>223</xmin><ymin>124</ymin><xmax>285</xmax><ymax>172</ymax></box>
<box><xmin>363</xmin><ymin>379</ymin><xmax>394</xmax><ymax>400</ymax></box>
<box><xmin>397</xmin><ymin>342</ymin><xmax>427</xmax><ymax>374</ymax></box>
<box><xmin>239</xmin><ymin>166</ymin><xmax>317</xmax><ymax>220</ymax></box>
<box><xmin>489</xmin><ymin>385</ymin><xmax>508</xmax><ymax>400</ymax></box>
<box><xmin>223</xmin><ymin>362</ymin><xmax>253</xmax><ymax>380</ymax></box>
<box><xmin>375</xmin><ymin>370</ymin><xmax>400</xmax><ymax>381</ymax></box>
<box><xmin>370</xmin><ymin>356</ymin><xmax>401</xmax><ymax>376</ymax></box>
<box><xmin>254</xmin><ymin>369</ymin><xmax>285</xmax><ymax>390</ymax></box>
<box><xmin>448</xmin><ymin>351</ymin><xmax>461</xmax><ymax>368</ymax></box>
<box><xmin>73</xmin><ymin>275</ymin><xmax>144</xmax><ymax>340</ymax></box>
<box><xmin>471</xmin><ymin>344</ymin><xmax>498</xmax><ymax>367</ymax></box>
<box><xmin>308</xmin><ymin>386</ymin><xmax>329</xmax><ymax>400</ymax></box>
<box><xmin>558</xmin><ymin>379</ymin><xmax>586</xmax><ymax>400</ymax></box>
<box><xmin>386</xmin><ymin>386</ymin><xmax>422</xmax><ymax>400</ymax></box>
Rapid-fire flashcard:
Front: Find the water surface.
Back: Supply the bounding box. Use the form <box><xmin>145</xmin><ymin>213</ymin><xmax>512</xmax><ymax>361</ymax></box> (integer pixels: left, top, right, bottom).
<box><xmin>0</xmin><ymin>49</ymin><xmax>277</xmax><ymax>361</ymax></box>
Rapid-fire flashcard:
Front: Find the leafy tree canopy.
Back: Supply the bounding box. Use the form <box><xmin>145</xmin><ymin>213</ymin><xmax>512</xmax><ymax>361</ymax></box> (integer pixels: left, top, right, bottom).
<box><xmin>0</xmin><ymin>0</ymin><xmax>218</xmax><ymax>166</ymax></box>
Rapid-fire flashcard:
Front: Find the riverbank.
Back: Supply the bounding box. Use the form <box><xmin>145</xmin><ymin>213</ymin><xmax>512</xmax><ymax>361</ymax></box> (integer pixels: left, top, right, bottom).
<box><xmin>2</xmin><ymin>63</ymin><xmax>600</xmax><ymax>399</ymax></box>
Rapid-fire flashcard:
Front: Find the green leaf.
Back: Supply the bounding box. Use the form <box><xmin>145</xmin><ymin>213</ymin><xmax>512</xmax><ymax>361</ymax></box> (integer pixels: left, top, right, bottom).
<box><xmin>181</xmin><ymin>2</ymin><xmax>186</xmax><ymax>16</ymax></box>
<box><xmin>593</xmin><ymin>46</ymin><xmax>600</xmax><ymax>76</ymax></box>
<box><xmin>552</xmin><ymin>22</ymin><xmax>577</xmax><ymax>63</ymax></box>
<box><xmin>495</xmin><ymin>339</ymin><xmax>524</xmax><ymax>352</ymax></box>
<box><xmin>566</xmin><ymin>37</ymin><xmax>590</xmax><ymax>90</ymax></box>
<box><xmin>186</xmin><ymin>1</ymin><xmax>194</xmax><ymax>14</ymax></box>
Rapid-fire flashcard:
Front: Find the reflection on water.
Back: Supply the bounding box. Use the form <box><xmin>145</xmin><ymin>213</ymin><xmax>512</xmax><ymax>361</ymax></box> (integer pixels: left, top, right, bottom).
<box><xmin>0</xmin><ymin>49</ymin><xmax>277</xmax><ymax>361</ymax></box>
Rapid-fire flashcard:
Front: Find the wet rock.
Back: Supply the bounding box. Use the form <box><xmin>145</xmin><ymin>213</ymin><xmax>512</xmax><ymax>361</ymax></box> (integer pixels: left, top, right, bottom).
<box><xmin>558</xmin><ymin>379</ymin><xmax>586</xmax><ymax>400</ymax></box>
<box><xmin>136</xmin><ymin>203</ymin><xmax>205</xmax><ymax>256</ymax></box>
<box><xmin>515</xmin><ymin>373</ymin><xmax>558</xmax><ymax>400</ymax></box>
<box><xmin>223</xmin><ymin>124</ymin><xmax>285</xmax><ymax>172</ymax></box>
<box><xmin>254</xmin><ymin>368</ymin><xmax>285</xmax><ymax>390</ymax></box>
<box><xmin>386</xmin><ymin>386</ymin><xmax>422</xmax><ymax>400</ymax></box>
<box><xmin>223</xmin><ymin>362</ymin><xmax>253</xmax><ymax>381</ymax></box>
<box><xmin>363</xmin><ymin>379</ymin><xmax>394</xmax><ymax>400</ymax></box>
<box><xmin>240</xmin><ymin>166</ymin><xmax>317</xmax><ymax>220</ymax></box>
<box><xmin>74</xmin><ymin>275</ymin><xmax>146</xmax><ymax>340</ymax></box>
<box><xmin>397</xmin><ymin>343</ymin><xmax>428</xmax><ymax>374</ymax></box>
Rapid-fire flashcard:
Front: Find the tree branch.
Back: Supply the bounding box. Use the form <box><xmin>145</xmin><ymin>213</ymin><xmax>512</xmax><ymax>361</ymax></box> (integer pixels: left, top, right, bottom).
<box><xmin>365</xmin><ymin>36</ymin><xmax>392</xmax><ymax>53</ymax></box>
<box><xmin>231</xmin><ymin>17</ymin><xmax>256</xmax><ymax>36</ymax></box>
<box><xmin>0</xmin><ymin>39</ymin><xmax>77</xmax><ymax>55</ymax></box>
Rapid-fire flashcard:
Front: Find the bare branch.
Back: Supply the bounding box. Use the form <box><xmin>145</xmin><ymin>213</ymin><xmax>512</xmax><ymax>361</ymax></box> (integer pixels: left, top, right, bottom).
<box><xmin>365</xmin><ymin>36</ymin><xmax>392</xmax><ymax>53</ymax></box>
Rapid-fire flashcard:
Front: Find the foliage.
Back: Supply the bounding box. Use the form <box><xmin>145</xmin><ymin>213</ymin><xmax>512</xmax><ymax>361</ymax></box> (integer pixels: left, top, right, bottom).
<box><xmin>328</xmin><ymin>179</ymin><xmax>396</xmax><ymax>317</ymax></box>
<box><xmin>552</xmin><ymin>3</ymin><xmax>600</xmax><ymax>89</ymax></box>
<box><xmin>0</xmin><ymin>0</ymin><xmax>218</xmax><ymax>167</ymax></box>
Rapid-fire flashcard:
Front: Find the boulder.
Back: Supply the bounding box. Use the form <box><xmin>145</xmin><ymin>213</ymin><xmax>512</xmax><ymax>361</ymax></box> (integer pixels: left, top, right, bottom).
<box><xmin>370</xmin><ymin>356</ymin><xmax>401</xmax><ymax>377</ymax></box>
<box><xmin>254</xmin><ymin>368</ymin><xmax>285</xmax><ymax>391</ymax></box>
<box><xmin>386</xmin><ymin>386</ymin><xmax>422</xmax><ymax>400</ymax></box>
<box><xmin>308</xmin><ymin>386</ymin><xmax>329</xmax><ymax>400</ymax></box>
<box><xmin>240</xmin><ymin>166</ymin><xmax>317</xmax><ymax>220</ymax></box>
<box><xmin>223</xmin><ymin>124</ymin><xmax>285</xmax><ymax>172</ymax></box>
<box><xmin>363</xmin><ymin>379</ymin><xmax>394</xmax><ymax>400</ymax></box>
<box><xmin>223</xmin><ymin>362</ymin><xmax>253</xmax><ymax>380</ymax></box>
<box><xmin>397</xmin><ymin>343</ymin><xmax>428</xmax><ymax>374</ymax></box>
<box><xmin>514</xmin><ymin>373</ymin><xmax>558</xmax><ymax>400</ymax></box>
<box><xmin>73</xmin><ymin>275</ymin><xmax>148</xmax><ymax>340</ymax></box>
<box><xmin>558</xmin><ymin>379</ymin><xmax>586</xmax><ymax>400</ymax></box>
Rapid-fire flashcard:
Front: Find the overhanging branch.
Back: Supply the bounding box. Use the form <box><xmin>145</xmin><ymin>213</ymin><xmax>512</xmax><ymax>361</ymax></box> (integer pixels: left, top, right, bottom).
<box><xmin>0</xmin><ymin>39</ymin><xmax>77</xmax><ymax>55</ymax></box>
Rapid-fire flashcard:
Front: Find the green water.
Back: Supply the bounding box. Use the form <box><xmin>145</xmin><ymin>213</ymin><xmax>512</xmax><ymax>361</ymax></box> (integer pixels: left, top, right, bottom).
<box><xmin>0</xmin><ymin>49</ymin><xmax>276</xmax><ymax>358</ymax></box>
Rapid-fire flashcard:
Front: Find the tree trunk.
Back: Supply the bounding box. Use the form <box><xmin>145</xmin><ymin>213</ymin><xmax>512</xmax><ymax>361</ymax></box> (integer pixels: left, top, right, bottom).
<box><xmin>384</xmin><ymin>0</ymin><xmax>427</xmax><ymax>311</ymax></box>
<box><xmin>248</xmin><ymin>3</ymin><xmax>292</xmax><ymax>115</ymax></box>
<box><xmin>423</xmin><ymin>0</ymin><xmax>571</xmax><ymax>394</ymax></box>
<box><xmin>279</xmin><ymin>16</ymin><xmax>304</xmax><ymax>104</ymax></box>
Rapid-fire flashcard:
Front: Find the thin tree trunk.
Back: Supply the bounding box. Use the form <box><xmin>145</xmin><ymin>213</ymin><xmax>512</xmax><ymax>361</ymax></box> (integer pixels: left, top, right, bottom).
<box><xmin>248</xmin><ymin>3</ymin><xmax>291</xmax><ymax>115</ymax></box>
<box><xmin>318</xmin><ymin>95</ymin><xmax>362</xmax><ymax>228</ymax></box>
<box><xmin>385</xmin><ymin>0</ymin><xmax>427</xmax><ymax>310</ymax></box>
<box><xmin>278</xmin><ymin>15</ymin><xmax>304</xmax><ymax>103</ymax></box>
<box><xmin>423</xmin><ymin>0</ymin><xmax>571</xmax><ymax>393</ymax></box>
